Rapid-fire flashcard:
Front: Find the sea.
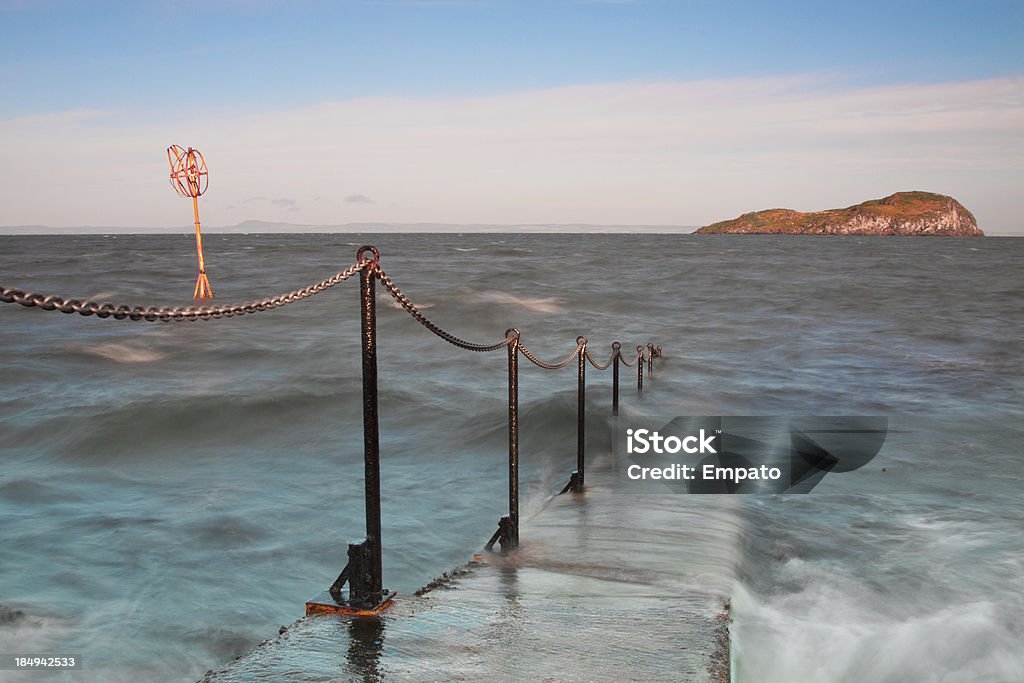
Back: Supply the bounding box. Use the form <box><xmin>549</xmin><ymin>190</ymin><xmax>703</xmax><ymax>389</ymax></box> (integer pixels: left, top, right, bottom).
<box><xmin>1</xmin><ymin>232</ymin><xmax>1021</xmax><ymax>682</ymax></box>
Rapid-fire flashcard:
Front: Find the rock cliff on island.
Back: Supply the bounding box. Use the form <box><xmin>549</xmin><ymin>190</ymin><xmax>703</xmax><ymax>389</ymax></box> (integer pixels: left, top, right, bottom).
<box><xmin>695</xmin><ymin>191</ymin><xmax>983</xmax><ymax>236</ymax></box>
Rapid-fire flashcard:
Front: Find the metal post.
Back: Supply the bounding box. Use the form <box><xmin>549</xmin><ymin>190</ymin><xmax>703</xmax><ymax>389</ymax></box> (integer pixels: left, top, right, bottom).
<box><xmin>637</xmin><ymin>346</ymin><xmax>644</xmax><ymax>393</ymax></box>
<box><xmin>507</xmin><ymin>329</ymin><xmax>520</xmax><ymax>549</ymax></box>
<box><xmin>575</xmin><ymin>336</ymin><xmax>587</xmax><ymax>491</ymax></box>
<box><xmin>647</xmin><ymin>342</ymin><xmax>654</xmax><ymax>376</ymax></box>
<box><xmin>359</xmin><ymin>246</ymin><xmax>383</xmax><ymax>601</ymax></box>
<box><xmin>307</xmin><ymin>246</ymin><xmax>393</xmax><ymax>615</ymax></box>
<box><xmin>611</xmin><ymin>341</ymin><xmax>620</xmax><ymax>416</ymax></box>
<box><xmin>486</xmin><ymin>328</ymin><xmax>522</xmax><ymax>553</ymax></box>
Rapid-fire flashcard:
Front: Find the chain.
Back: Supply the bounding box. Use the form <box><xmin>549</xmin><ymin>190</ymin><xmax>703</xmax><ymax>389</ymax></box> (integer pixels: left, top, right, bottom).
<box><xmin>616</xmin><ymin>349</ymin><xmax>639</xmax><ymax>367</ymax></box>
<box><xmin>373</xmin><ymin>266</ymin><xmax>646</xmax><ymax>369</ymax></box>
<box><xmin>584</xmin><ymin>348</ymin><xmax>616</xmax><ymax>371</ymax></box>
<box><xmin>0</xmin><ymin>259</ymin><xmax>368</xmax><ymax>322</ymax></box>
<box><xmin>518</xmin><ymin>338</ymin><xmax>584</xmax><ymax>370</ymax></box>
<box><xmin>374</xmin><ymin>266</ymin><xmax>511</xmax><ymax>352</ymax></box>
<box><xmin>1</xmin><ymin>248</ymin><xmax>657</xmax><ymax>372</ymax></box>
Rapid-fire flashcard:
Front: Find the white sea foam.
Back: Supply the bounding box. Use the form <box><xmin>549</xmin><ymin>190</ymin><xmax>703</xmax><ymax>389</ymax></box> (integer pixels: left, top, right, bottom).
<box><xmin>731</xmin><ymin>571</ymin><xmax>1024</xmax><ymax>682</ymax></box>
<box><xmin>474</xmin><ymin>290</ymin><xmax>565</xmax><ymax>313</ymax></box>
<box><xmin>382</xmin><ymin>297</ymin><xmax>434</xmax><ymax>310</ymax></box>
<box><xmin>80</xmin><ymin>343</ymin><xmax>166</xmax><ymax>363</ymax></box>
<box><xmin>0</xmin><ymin>608</ymin><xmax>74</xmax><ymax>668</ymax></box>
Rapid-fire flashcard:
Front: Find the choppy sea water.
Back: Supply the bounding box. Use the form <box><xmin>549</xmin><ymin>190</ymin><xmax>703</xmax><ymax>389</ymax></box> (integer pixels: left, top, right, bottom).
<box><xmin>0</xmin><ymin>233</ymin><xmax>1021</xmax><ymax>682</ymax></box>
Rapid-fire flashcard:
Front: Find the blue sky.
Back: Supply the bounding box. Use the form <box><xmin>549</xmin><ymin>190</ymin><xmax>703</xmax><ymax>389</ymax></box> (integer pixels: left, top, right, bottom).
<box><xmin>1</xmin><ymin>0</ymin><xmax>1022</xmax><ymax>232</ymax></box>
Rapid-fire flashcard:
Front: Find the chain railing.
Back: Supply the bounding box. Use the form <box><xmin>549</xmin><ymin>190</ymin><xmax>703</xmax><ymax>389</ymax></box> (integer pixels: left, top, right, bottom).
<box><xmin>0</xmin><ymin>260</ymin><xmax>370</xmax><ymax>321</ymax></box>
<box><xmin>370</xmin><ymin>258</ymin><xmax>660</xmax><ymax>514</ymax></box>
<box><xmin>376</xmin><ymin>266</ymin><xmax>512</xmax><ymax>353</ymax></box>
<box><xmin>1</xmin><ymin>244</ymin><xmax>660</xmax><ymax>615</ymax></box>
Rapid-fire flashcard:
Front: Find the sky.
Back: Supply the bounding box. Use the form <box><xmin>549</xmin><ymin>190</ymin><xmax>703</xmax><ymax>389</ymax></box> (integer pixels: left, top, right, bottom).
<box><xmin>1</xmin><ymin>0</ymin><xmax>1022</xmax><ymax>233</ymax></box>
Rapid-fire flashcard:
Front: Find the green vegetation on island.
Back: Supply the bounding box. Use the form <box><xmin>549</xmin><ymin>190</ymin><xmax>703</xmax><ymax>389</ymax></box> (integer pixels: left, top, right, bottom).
<box><xmin>696</xmin><ymin>191</ymin><xmax>983</xmax><ymax>236</ymax></box>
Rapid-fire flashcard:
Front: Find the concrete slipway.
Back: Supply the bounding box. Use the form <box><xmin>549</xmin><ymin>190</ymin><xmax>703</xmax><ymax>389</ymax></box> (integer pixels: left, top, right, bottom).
<box><xmin>203</xmin><ymin>455</ymin><xmax>739</xmax><ymax>682</ymax></box>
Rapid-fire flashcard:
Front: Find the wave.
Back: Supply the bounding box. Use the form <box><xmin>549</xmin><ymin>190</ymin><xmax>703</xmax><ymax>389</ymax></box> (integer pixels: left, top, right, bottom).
<box><xmin>51</xmin><ymin>380</ymin><xmax>488</xmax><ymax>461</ymax></box>
<box><xmin>61</xmin><ymin>385</ymin><xmax>366</xmax><ymax>459</ymax></box>
<box><xmin>0</xmin><ymin>479</ymin><xmax>83</xmax><ymax>505</ymax></box>
<box><xmin>382</xmin><ymin>296</ymin><xmax>434</xmax><ymax>310</ymax></box>
<box><xmin>731</xmin><ymin>581</ymin><xmax>1024</xmax><ymax>682</ymax></box>
<box><xmin>78</xmin><ymin>342</ymin><xmax>167</xmax><ymax>364</ymax></box>
<box><xmin>473</xmin><ymin>290</ymin><xmax>565</xmax><ymax>313</ymax></box>
<box><xmin>0</xmin><ymin>605</ymin><xmax>72</xmax><ymax>663</ymax></box>
<box><xmin>732</xmin><ymin>484</ymin><xmax>1024</xmax><ymax>682</ymax></box>
<box><xmin>0</xmin><ymin>605</ymin><xmax>26</xmax><ymax>626</ymax></box>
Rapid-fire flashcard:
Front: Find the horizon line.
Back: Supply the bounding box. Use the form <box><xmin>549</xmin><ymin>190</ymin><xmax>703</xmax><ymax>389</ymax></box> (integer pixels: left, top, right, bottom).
<box><xmin>0</xmin><ymin>222</ymin><xmax>699</xmax><ymax>235</ymax></box>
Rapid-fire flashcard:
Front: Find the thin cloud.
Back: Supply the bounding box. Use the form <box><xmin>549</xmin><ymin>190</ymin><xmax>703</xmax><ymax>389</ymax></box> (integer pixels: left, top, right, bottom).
<box><xmin>236</xmin><ymin>195</ymin><xmax>298</xmax><ymax>210</ymax></box>
<box><xmin>345</xmin><ymin>194</ymin><xmax>375</xmax><ymax>204</ymax></box>
<box><xmin>1</xmin><ymin>75</ymin><xmax>1021</xmax><ymax>231</ymax></box>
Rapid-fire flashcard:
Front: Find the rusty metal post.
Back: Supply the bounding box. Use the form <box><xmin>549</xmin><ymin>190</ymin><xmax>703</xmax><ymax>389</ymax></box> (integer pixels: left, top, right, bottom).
<box><xmin>358</xmin><ymin>246</ymin><xmax>383</xmax><ymax>602</ymax></box>
<box><xmin>647</xmin><ymin>342</ymin><xmax>654</xmax><ymax>376</ymax></box>
<box><xmin>307</xmin><ymin>246</ymin><xmax>393</xmax><ymax>615</ymax></box>
<box><xmin>506</xmin><ymin>328</ymin><xmax>520</xmax><ymax>548</ymax></box>
<box><xmin>344</xmin><ymin>539</ymin><xmax>371</xmax><ymax>601</ymax></box>
<box><xmin>611</xmin><ymin>341</ymin><xmax>620</xmax><ymax>416</ymax></box>
<box><xmin>487</xmin><ymin>328</ymin><xmax>522</xmax><ymax>552</ymax></box>
<box><xmin>574</xmin><ymin>336</ymin><xmax>587</xmax><ymax>491</ymax></box>
<box><xmin>637</xmin><ymin>346</ymin><xmax>644</xmax><ymax>393</ymax></box>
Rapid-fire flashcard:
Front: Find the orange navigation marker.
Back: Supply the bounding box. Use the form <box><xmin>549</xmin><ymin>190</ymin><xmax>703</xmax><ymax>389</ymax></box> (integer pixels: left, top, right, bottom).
<box><xmin>167</xmin><ymin>145</ymin><xmax>213</xmax><ymax>299</ymax></box>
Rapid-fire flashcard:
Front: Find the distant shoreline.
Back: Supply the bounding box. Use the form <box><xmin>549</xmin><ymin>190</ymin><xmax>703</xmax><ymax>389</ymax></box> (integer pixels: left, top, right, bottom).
<box><xmin>0</xmin><ymin>222</ymin><xmax>694</xmax><ymax>236</ymax></box>
<box><xmin>4</xmin><ymin>229</ymin><xmax>1022</xmax><ymax>236</ymax></box>
<box><xmin>2</xmin><ymin>220</ymin><xmax>1022</xmax><ymax>237</ymax></box>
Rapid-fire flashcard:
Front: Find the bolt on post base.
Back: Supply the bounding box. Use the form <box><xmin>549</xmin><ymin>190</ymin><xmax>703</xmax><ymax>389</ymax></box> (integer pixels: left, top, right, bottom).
<box><xmin>485</xmin><ymin>514</ymin><xmax>518</xmax><ymax>554</ymax></box>
<box><xmin>308</xmin><ymin>538</ymin><xmax>393</xmax><ymax>616</ymax></box>
<box><xmin>559</xmin><ymin>469</ymin><xmax>584</xmax><ymax>495</ymax></box>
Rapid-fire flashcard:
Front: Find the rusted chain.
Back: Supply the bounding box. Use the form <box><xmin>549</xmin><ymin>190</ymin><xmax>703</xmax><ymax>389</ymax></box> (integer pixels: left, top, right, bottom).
<box><xmin>615</xmin><ymin>348</ymin><xmax>637</xmax><ymax>367</ymax></box>
<box><xmin>0</xmin><ymin>259</ymin><xmax>369</xmax><ymax>322</ymax></box>
<box><xmin>372</xmin><ymin>266</ymin><xmax>644</xmax><ymax>370</ymax></box>
<box><xmin>374</xmin><ymin>266</ymin><xmax>511</xmax><ymax>352</ymax></box>
<box><xmin>584</xmin><ymin>347</ymin><xmax>616</xmax><ymax>371</ymax></box>
<box><xmin>518</xmin><ymin>337</ymin><xmax>585</xmax><ymax>370</ymax></box>
<box><xmin>2</xmin><ymin>245</ymin><xmax>659</xmax><ymax>373</ymax></box>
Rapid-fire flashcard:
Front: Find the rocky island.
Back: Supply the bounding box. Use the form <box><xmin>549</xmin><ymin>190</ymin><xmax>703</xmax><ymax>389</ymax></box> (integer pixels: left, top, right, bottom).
<box><xmin>695</xmin><ymin>191</ymin><xmax>983</xmax><ymax>236</ymax></box>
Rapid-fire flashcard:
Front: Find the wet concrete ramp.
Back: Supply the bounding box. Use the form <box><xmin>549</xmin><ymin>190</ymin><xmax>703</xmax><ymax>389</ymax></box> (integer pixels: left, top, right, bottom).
<box><xmin>204</xmin><ymin>464</ymin><xmax>737</xmax><ymax>682</ymax></box>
